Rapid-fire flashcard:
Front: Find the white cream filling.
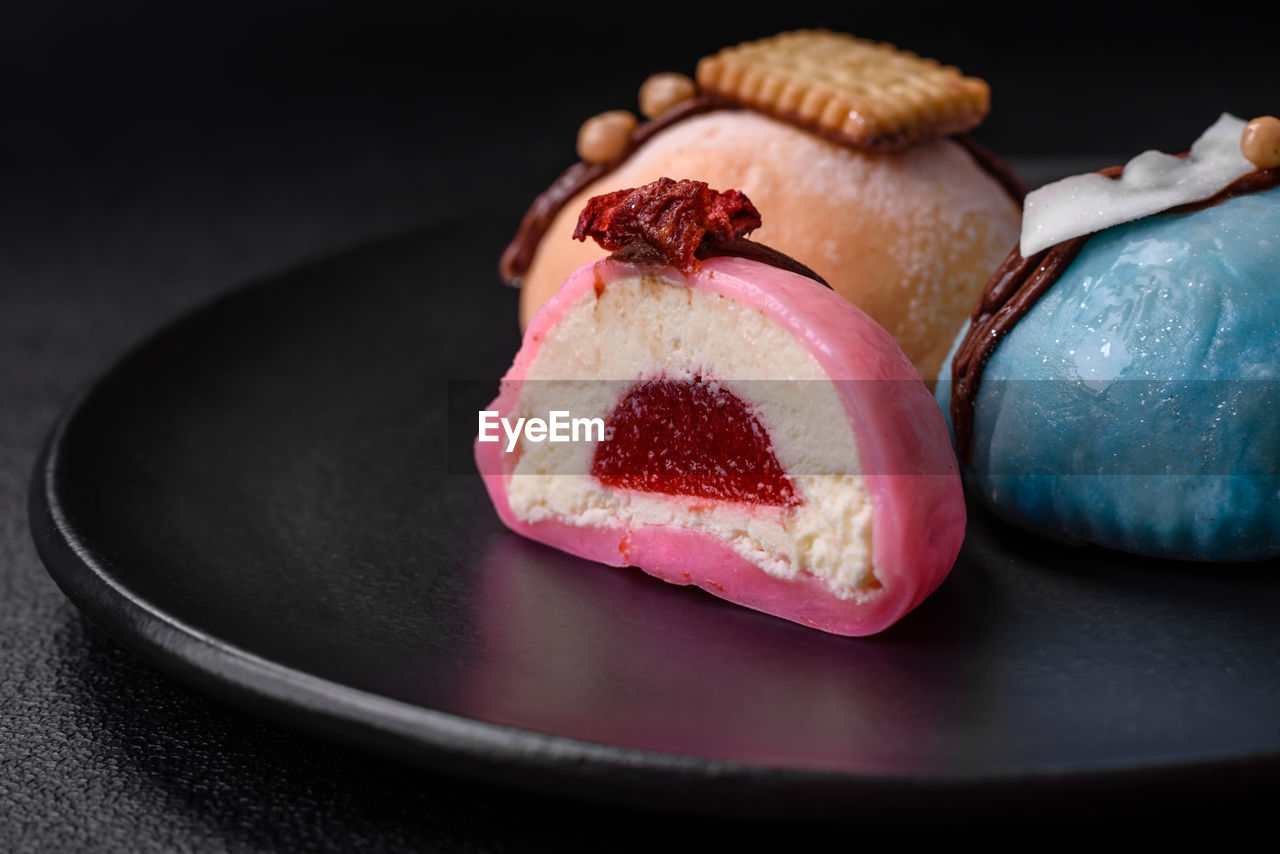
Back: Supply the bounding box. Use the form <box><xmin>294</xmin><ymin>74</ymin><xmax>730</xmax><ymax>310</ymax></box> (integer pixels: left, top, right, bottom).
<box><xmin>505</xmin><ymin>273</ymin><xmax>876</xmax><ymax>597</ymax></box>
<box><xmin>1021</xmin><ymin>113</ymin><xmax>1255</xmax><ymax>256</ymax></box>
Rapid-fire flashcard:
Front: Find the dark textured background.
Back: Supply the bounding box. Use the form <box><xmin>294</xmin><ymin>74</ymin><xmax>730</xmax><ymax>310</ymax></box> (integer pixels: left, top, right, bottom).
<box><xmin>3</xmin><ymin>2</ymin><xmax>1277</xmax><ymax>848</ymax></box>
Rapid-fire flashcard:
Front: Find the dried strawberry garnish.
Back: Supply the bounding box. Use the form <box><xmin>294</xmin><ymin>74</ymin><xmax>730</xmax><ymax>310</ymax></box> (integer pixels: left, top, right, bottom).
<box><xmin>572</xmin><ymin>178</ymin><xmax>762</xmax><ymax>272</ymax></box>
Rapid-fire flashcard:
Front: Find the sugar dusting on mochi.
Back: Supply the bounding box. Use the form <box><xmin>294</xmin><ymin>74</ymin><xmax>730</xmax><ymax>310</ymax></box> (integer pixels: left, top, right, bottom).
<box><xmin>1020</xmin><ymin>114</ymin><xmax>1255</xmax><ymax>256</ymax></box>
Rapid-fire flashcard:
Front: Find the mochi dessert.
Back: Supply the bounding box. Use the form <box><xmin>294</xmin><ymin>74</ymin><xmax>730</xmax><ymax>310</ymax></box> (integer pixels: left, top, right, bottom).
<box><xmin>499</xmin><ymin>30</ymin><xmax>1025</xmax><ymax>383</ymax></box>
<box><xmin>478</xmin><ymin>179</ymin><xmax>965</xmax><ymax>636</ymax></box>
<box><xmin>938</xmin><ymin>114</ymin><xmax>1280</xmax><ymax>561</ymax></box>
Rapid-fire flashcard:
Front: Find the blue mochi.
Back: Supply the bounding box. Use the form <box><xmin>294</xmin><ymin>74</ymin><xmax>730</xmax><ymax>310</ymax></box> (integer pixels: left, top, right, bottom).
<box><xmin>936</xmin><ymin>186</ymin><xmax>1280</xmax><ymax>561</ymax></box>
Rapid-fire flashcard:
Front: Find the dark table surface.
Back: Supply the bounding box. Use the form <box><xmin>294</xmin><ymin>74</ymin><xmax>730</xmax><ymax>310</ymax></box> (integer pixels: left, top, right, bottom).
<box><xmin>4</xmin><ymin>4</ymin><xmax>1278</xmax><ymax>848</ymax></box>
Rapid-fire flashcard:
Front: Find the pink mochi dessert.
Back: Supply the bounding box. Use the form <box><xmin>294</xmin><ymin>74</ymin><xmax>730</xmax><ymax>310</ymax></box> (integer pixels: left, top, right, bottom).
<box><xmin>476</xmin><ymin>179</ymin><xmax>964</xmax><ymax>636</ymax></box>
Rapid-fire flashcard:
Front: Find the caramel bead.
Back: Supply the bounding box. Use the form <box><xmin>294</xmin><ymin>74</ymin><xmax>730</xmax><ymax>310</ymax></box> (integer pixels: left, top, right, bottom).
<box><xmin>1241</xmin><ymin>116</ymin><xmax>1280</xmax><ymax>170</ymax></box>
<box><xmin>638</xmin><ymin>72</ymin><xmax>697</xmax><ymax>119</ymax></box>
<box><xmin>577</xmin><ymin>110</ymin><xmax>637</xmax><ymax>164</ymax></box>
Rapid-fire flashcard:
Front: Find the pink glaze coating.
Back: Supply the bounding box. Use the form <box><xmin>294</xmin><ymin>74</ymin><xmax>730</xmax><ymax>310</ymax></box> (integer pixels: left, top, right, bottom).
<box><xmin>476</xmin><ymin>256</ymin><xmax>965</xmax><ymax>636</ymax></box>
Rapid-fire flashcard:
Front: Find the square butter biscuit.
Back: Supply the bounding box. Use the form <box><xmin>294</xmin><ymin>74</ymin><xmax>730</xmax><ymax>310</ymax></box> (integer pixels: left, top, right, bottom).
<box><xmin>696</xmin><ymin>30</ymin><xmax>990</xmax><ymax>151</ymax></box>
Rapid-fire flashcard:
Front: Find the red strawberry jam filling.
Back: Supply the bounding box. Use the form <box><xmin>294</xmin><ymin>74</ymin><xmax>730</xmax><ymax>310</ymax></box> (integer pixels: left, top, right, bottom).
<box><xmin>591</xmin><ymin>376</ymin><xmax>800</xmax><ymax>507</ymax></box>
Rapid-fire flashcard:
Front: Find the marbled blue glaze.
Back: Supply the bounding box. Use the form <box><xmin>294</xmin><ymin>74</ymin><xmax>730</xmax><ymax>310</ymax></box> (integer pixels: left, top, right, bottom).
<box><xmin>936</xmin><ymin>186</ymin><xmax>1280</xmax><ymax>560</ymax></box>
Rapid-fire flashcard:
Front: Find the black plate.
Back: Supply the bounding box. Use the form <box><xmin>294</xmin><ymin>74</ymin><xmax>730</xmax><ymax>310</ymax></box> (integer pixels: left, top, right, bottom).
<box><xmin>30</xmin><ymin>222</ymin><xmax>1280</xmax><ymax>818</ymax></box>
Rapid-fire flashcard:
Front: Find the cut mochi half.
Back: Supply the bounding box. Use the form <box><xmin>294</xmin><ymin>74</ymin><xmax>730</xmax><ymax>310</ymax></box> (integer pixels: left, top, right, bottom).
<box><xmin>475</xmin><ymin>255</ymin><xmax>964</xmax><ymax>636</ymax></box>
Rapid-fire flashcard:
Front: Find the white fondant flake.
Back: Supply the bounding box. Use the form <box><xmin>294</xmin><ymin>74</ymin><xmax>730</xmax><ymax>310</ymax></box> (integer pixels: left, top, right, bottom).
<box><xmin>1020</xmin><ymin>114</ymin><xmax>1254</xmax><ymax>256</ymax></box>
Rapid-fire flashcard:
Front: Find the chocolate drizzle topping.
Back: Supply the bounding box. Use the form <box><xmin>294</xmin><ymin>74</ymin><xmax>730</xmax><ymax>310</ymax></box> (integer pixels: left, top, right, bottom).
<box><xmin>948</xmin><ymin>236</ymin><xmax>1090</xmax><ymax>464</ymax></box>
<box><xmin>695</xmin><ymin>235</ymin><xmax>830</xmax><ymax>287</ymax></box>
<box><xmin>949</xmin><ymin>165</ymin><xmax>1280</xmax><ymax>465</ymax></box>
<box><xmin>498</xmin><ymin>97</ymin><xmax>1027</xmax><ymax>288</ymax></box>
<box><xmin>605</xmin><ymin>235</ymin><xmax>830</xmax><ymax>288</ymax></box>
